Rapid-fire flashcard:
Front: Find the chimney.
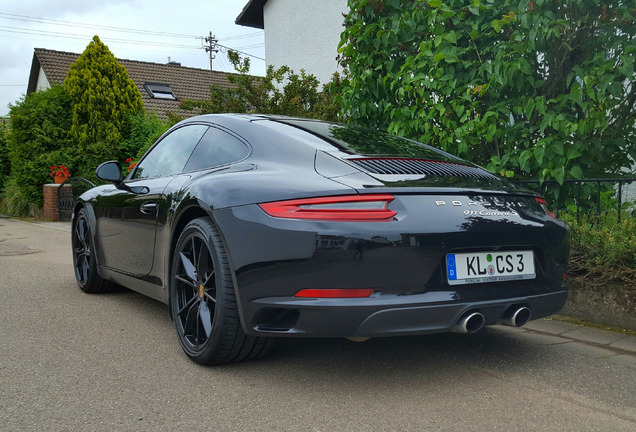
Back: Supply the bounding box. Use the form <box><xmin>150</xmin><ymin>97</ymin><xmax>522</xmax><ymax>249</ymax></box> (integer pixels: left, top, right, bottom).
<box><xmin>166</xmin><ymin>57</ymin><xmax>181</xmax><ymax>66</ymax></box>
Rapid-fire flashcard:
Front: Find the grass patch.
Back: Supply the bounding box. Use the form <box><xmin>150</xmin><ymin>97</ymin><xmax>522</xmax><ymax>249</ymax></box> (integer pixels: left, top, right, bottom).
<box><xmin>562</xmin><ymin>213</ymin><xmax>636</xmax><ymax>286</ymax></box>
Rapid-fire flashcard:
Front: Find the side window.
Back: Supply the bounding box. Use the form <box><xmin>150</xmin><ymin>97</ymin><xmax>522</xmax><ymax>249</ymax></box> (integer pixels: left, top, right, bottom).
<box><xmin>133</xmin><ymin>125</ymin><xmax>209</xmax><ymax>179</ymax></box>
<box><xmin>183</xmin><ymin>127</ymin><xmax>250</xmax><ymax>172</ymax></box>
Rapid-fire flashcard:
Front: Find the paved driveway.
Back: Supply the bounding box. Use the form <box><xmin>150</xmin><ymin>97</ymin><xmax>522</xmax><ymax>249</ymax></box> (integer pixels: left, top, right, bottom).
<box><xmin>1</xmin><ymin>218</ymin><xmax>635</xmax><ymax>431</ymax></box>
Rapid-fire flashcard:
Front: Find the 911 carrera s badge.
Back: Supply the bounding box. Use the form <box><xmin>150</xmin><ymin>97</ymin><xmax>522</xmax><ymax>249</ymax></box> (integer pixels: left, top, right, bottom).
<box><xmin>463</xmin><ymin>210</ymin><xmax>519</xmax><ymax>217</ymax></box>
<box><xmin>436</xmin><ymin>200</ymin><xmax>518</xmax><ymax>216</ymax></box>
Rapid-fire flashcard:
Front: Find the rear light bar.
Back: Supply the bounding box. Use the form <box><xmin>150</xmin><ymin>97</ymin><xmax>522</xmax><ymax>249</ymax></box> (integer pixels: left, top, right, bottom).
<box><xmin>535</xmin><ymin>197</ymin><xmax>557</xmax><ymax>219</ymax></box>
<box><xmin>259</xmin><ymin>194</ymin><xmax>397</xmax><ymax>222</ymax></box>
<box><xmin>294</xmin><ymin>289</ymin><xmax>375</xmax><ymax>298</ymax></box>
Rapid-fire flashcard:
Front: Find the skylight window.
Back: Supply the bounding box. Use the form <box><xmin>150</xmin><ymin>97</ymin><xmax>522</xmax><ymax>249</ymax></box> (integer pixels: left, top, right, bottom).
<box><xmin>144</xmin><ymin>82</ymin><xmax>177</xmax><ymax>100</ymax></box>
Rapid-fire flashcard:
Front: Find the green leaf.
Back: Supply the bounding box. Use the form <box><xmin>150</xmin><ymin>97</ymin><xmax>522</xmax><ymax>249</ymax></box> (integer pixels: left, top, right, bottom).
<box><xmin>433</xmin><ymin>53</ymin><xmax>446</xmax><ymax>62</ymax></box>
<box><xmin>445</xmin><ymin>31</ymin><xmax>457</xmax><ymax>44</ymax></box>
<box><xmin>569</xmin><ymin>165</ymin><xmax>584</xmax><ymax>179</ymax></box>
<box><xmin>553</xmin><ymin>166</ymin><xmax>565</xmax><ymax>185</ymax></box>
<box><xmin>519</xmin><ymin>150</ymin><xmax>532</xmax><ymax>171</ymax></box>
<box><xmin>566</xmin><ymin>148</ymin><xmax>582</xmax><ymax>160</ymax></box>
<box><xmin>534</xmin><ymin>146</ymin><xmax>545</xmax><ymax>165</ymax></box>
<box><xmin>524</xmin><ymin>100</ymin><xmax>535</xmax><ymax>120</ymax></box>
<box><xmin>429</xmin><ymin>0</ymin><xmax>442</xmax><ymax>8</ymax></box>
<box><xmin>553</xmin><ymin>142</ymin><xmax>564</xmax><ymax>156</ymax></box>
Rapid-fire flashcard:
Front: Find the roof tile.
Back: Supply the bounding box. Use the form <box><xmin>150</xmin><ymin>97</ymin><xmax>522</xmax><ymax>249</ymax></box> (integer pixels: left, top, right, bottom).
<box><xmin>32</xmin><ymin>48</ymin><xmax>240</xmax><ymax>120</ymax></box>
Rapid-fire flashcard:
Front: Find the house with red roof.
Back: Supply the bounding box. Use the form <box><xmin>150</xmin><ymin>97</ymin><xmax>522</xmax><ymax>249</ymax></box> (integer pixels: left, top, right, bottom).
<box><xmin>27</xmin><ymin>48</ymin><xmax>238</xmax><ymax>120</ymax></box>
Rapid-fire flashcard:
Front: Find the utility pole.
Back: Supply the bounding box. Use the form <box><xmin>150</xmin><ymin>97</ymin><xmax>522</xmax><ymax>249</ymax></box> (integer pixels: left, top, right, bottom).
<box><xmin>204</xmin><ymin>32</ymin><xmax>219</xmax><ymax>71</ymax></box>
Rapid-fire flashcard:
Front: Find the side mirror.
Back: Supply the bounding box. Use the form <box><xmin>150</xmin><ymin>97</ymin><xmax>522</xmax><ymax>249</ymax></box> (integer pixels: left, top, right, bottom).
<box><xmin>96</xmin><ymin>161</ymin><xmax>123</xmax><ymax>183</ymax></box>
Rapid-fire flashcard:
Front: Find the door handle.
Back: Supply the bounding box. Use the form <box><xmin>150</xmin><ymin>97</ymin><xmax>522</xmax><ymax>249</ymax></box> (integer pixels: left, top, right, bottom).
<box><xmin>140</xmin><ymin>202</ymin><xmax>157</xmax><ymax>214</ymax></box>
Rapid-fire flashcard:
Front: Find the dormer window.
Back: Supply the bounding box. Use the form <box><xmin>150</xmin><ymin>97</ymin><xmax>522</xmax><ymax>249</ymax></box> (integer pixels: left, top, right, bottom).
<box><xmin>144</xmin><ymin>82</ymin><xmax>177</xmax><ymax>100</ymax></box>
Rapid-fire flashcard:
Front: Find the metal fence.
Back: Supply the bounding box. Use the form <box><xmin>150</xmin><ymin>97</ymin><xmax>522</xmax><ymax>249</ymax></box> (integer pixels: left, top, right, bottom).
<box><xmin>57</xmin><ymin>177</ymin><xmax>95</xmax><ymax>221</ymax></box>
<box><xmin>512</xmin><ymin>178</ymin><xmax>636</xmax><ymax>223</ymax></box>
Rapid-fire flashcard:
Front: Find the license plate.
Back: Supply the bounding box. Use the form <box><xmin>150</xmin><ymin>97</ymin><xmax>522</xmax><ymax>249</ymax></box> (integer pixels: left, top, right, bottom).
<box><xmin>446</xmin><ymin>251</ymin><xmax>535</xmax><ymax>285</ymax></box>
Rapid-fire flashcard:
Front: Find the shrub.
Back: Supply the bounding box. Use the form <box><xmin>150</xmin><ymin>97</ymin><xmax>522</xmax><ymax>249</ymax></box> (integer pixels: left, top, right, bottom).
<box><xmin>0</xmin><ymin>120</ymin><xmax>9</xmax><ymax>191</ymax></box>
<box><xmin>120</xmin><ymin>111</ymin><xmax>171</xmax><ymax>160</ymax></box>
<box><xmin>2</xmin><ymin>177</ymin><xmax>30</xmax><ymax>217</ymax></box>
<box><xmin>338</xmin><ymin>0</ymin><xmax>636</xmax><ymax>187</ymax></box>
<box><xmin>65</xmin><ymin>35</ymin><xmax>144</xmax><ymax>149</ymax></box>
<box><xmin>180</xmin><ymin>50</ymin><xmax>342</xmax><ymax>122</ymax></box>
<box><xmin>7</xmin><ymin>85</ymin><xmax>74</xmax><ymax>207</ymax></box>
<box><xmin>563</xmin><ymin>213</ymin><xmax>636</xmax><ymax>284</ymax></box>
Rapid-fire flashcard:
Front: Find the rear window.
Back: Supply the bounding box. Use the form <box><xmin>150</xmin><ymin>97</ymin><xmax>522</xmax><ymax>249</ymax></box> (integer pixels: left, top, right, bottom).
<box><xmin>273</xmin><ymin>119</ymin><xmax>461</xmax><ymax>162</ymax></box>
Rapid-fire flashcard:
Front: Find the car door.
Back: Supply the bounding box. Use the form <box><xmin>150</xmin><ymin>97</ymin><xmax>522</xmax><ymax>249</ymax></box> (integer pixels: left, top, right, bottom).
<box><xmin>95</xmin><ymin>124</ymin><xmax>209</xmax><ymax>276</ymax></box>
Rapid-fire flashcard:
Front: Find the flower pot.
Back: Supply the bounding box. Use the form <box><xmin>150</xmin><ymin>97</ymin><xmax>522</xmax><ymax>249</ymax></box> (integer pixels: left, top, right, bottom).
<box><xmin>54</xmin><ymin>176</ymin><xmax>66</xmax><ymax>184</ymax></box>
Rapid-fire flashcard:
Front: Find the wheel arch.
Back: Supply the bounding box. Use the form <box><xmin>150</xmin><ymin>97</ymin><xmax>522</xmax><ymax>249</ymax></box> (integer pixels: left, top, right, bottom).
<box><xmin>167</xmin><ymin>203</ymin><xmax>248</xmax><ymax>332</ymax></box>
<box><xmin>72</xmin><ymin>201</ymin><xmax>106</xmax><ymax>274</ymax></box>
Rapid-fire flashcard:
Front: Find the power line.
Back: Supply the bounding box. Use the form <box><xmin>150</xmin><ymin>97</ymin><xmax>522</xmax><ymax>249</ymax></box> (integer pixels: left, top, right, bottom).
<box><xmin>0</xmin><ymin>12</ymin><xmax>200</xmax><ymax>39</ymax></box>
<box><xmin>233</xmin><ymin>43</ymin><xmax>265</xmax><ymax>50</ymax></box>
<box><xmin>218</xmin><ymin>31</ymin><xmax>263</xmax><ymax>41</ymax></box>
<box><xmin>214</xmin><ymin>41</ymin><xmax>265</xmax><ymax>61</ymax></box>
<box><xmin>0</xmin><ymin>26</ymin><xmax>201</xmax><ymax>50</ymax></box>
<box><xmin>0</xmin><ymin>12</ymin><xmax>264</xmax><ymax>44</ymax></box>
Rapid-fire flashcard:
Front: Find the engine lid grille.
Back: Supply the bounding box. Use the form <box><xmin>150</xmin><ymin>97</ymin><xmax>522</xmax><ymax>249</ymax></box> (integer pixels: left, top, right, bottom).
<box><xmin>347</xmin><ymin>158</ymin><xmax>499</xmax><ymax>180</ymax></box>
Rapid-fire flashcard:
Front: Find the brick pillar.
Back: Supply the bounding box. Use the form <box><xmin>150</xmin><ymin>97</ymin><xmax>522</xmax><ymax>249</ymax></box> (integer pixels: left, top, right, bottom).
<box><xmin>43</xmin><ymin>184</ymin><xmax>60</xmax><ymax>220</ymax></box>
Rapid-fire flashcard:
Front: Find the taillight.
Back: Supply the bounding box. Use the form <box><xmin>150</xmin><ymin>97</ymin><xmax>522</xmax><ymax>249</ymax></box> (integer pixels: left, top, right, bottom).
<box><xmin>294</xmin><ymin>289</ymin><xmax>375</xmax><ymax>298</ymax></box>
<box><xmin>535</xmin><ymin>197</ymin><xmax>556</xmax><ymax>219</ymax></box>
<box><xmin>259</xmin><ymin>195</ymin><xmax>397</xmax><ymax>222</ymax></box>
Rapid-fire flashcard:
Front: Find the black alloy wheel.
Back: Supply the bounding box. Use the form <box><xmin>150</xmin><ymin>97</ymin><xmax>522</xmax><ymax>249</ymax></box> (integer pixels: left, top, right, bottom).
<box><xmin>72</xmin><ymin>208</ymin><xmax>114</xmax><ymax>293</ymax></box>
<box><xmin>170</xmin><ymin>217</ymin><xmax>274</xmax><ymax>365</ymax></box>
<box><xmin>173</xmin><ymin>226</ymin><xmax>217</xmax><ymax>350</ymax></box>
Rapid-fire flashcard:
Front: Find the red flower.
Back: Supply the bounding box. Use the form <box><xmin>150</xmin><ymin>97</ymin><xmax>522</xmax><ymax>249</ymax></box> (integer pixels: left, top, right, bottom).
<box><xmin>126</xmin><ymin>158</ymin><xmax>132</xmax><ymax>163</ymax></box>
<box><xmin>51</xmin><ymin>166</ymin><xmax>58</xmax><ymax>170</ymax></box>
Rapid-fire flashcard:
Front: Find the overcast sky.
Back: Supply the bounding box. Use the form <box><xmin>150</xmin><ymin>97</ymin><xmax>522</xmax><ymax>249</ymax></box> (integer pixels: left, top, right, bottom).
<box><xmin>0</xmin><ymin>0</ymin><xmax>266</xmax><ymax>116</ymax></box>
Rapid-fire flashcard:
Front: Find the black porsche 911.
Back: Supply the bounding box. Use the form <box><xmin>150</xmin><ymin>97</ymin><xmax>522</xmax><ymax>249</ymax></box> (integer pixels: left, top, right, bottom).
<box><xmin>72</xmin><ymin>114</ymin><xmax>569</xmax><ymax>364</ymax></box>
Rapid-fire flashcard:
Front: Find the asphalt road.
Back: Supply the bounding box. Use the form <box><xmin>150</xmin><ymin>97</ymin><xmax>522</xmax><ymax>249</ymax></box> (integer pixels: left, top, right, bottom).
<box><xmin>1</xmin><ymin>218</ymin><xmax>635</xmax><ymax>431</ymax></box>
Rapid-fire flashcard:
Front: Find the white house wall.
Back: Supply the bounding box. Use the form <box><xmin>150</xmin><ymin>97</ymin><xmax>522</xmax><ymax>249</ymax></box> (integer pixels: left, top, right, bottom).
<box><xmin>263</xmin><ymin>0</ymin><xmax>348</xmax><ymax>88</ymax></box>
<box><xmin>36</xmin><ymin>67</ymin><xmax>50</xmax><ymax>91</ymax></box>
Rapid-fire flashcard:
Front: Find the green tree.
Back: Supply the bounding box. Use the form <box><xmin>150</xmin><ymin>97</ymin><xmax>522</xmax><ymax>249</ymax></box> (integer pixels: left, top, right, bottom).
<box><xmin>65</xmin><ymin>35</ymin><xmax>144</xmax><ymax>148</ymax></box>
<box><xmin>7</xmin><ymin>85</ymin><xmax>74</xmax><ymax>207</ymax></box>
<box><xmin>181</xmin><ymin>50</ymin><xmax>342</xmax><ymax>121</ymax></box>
<box><xmin>0</xmin><ymin>119</ymin><xmax>10</xmax><ymax>191</ymax></box>
<box><xmin>338</xmin><ymin>0</ymin><xmax>636</xmax><ymax>186</ymax></box>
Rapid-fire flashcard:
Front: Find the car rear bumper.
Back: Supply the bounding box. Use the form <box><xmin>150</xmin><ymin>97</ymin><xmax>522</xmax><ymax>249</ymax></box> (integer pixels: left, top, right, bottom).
<box><xmin>243</xmin><ymin>288</ymin><xmax>567</xmax><ymax>338</ymax></box>
<box><xmin>213</xmin><ymin>197</ymin><xmax>569</xmax><ymax>338</ymax></box>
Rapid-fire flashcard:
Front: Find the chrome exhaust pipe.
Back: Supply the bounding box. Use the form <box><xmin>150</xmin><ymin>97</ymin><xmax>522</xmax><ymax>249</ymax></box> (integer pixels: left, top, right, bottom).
<box><xmin>500</xmin><ymin>307</ymin><xmax>532</xmax><ymax>327</ymax></box>
<box><xmin>452</xmin><ymin>312</ymin><xmax>485</xmax><ymax>334</ymax></box>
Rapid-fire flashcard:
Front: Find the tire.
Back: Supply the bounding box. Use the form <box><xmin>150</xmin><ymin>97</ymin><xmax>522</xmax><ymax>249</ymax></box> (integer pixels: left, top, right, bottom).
<box><xmin>72</xmin><ymin>208</ymin><xmax>116</xmax><ymax>293</ymax></box>
<box><xmin>170</xmin><ymin>217</ymin><xmax>274</xmax><ymax>365</ymax></box>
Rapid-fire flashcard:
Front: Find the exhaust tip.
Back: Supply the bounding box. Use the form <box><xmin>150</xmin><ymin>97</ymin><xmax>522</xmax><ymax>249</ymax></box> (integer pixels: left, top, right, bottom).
<box><xmin>500</xmin><ymin>306</ymin><xmax>532</xmax><ymax>327</ymax></box>
<box><xmin>452</xmin><ymin>312</ymin><xmax>485</xmax><ymax>334</ymax></box>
